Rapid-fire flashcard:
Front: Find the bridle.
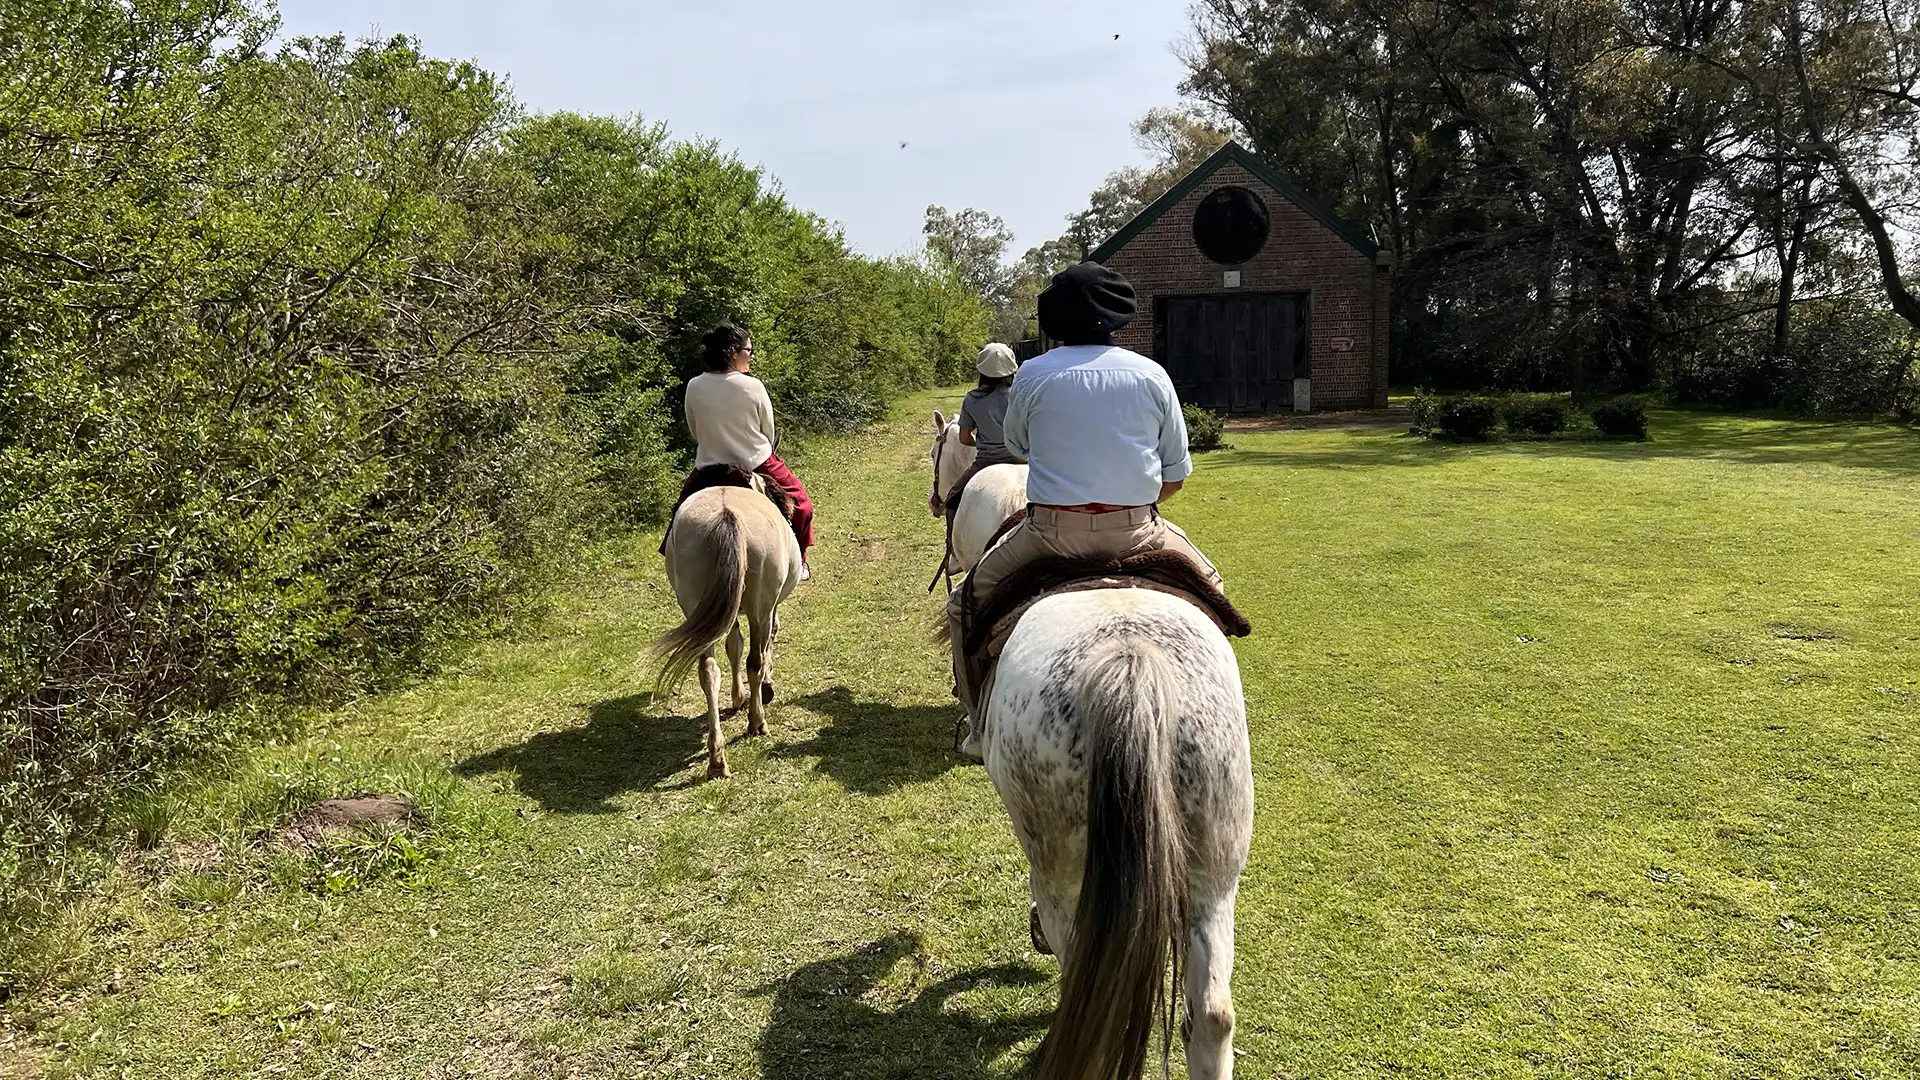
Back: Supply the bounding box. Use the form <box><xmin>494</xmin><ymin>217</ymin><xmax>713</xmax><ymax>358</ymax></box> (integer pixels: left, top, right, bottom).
<box><xmin>929</xmin><ymin>422</ymin><xmax>950</xmax><ymax>509</ymax></box>
<box><xmin>927</xmin><ymin>422</ymin><xmax>958</xmax><ymax>594</ymax></box>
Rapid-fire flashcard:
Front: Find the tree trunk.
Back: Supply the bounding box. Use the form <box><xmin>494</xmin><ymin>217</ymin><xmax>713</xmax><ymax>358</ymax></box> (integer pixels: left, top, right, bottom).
<box><xmin>1785</xmin><ymin>1</ymin><xmax>1920</xmax><ymax>332</ymax></box>
<box><xmin>1772</xmin><ymin>173</ymin><xmax>1812</xmax><ymax>358</ymax></box>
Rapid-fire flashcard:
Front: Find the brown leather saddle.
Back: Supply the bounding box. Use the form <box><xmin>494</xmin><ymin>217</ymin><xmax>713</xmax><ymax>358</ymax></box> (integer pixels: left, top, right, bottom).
<box><xmin>956</xmin><ymin>548</ymin><xmax>1252</xmax><ymax>714</ymax></box>
<box><xmin>658</xmin><ymin>464</ymin><xmax>797</xmax><ymax>554</ymax></box>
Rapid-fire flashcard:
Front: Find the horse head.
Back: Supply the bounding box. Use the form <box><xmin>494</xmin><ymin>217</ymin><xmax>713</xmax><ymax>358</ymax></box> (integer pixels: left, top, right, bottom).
<box><xmin>928</xmin><ymin>409</ymin><xmax>975</xmax><ymax>517</ymax></box>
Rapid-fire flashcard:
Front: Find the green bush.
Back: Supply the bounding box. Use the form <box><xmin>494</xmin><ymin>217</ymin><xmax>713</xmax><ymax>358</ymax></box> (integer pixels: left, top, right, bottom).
<box><xmin>1590</xmin><ymin>398</ymin><xmax>1651</xmax><ymax>440</ymax></box>
<box><xmin>1502</xmin><ymin>397</ymin><xmax>1570</xmax><ymax>436</ymax></box>
<box><xmin>1435</xmin><ymin>397</ymin><xmax>1500</xmax><ymax>440</ymax></box>
<box><xmin>1184</xmin><ymin>404</ymin><xmax>1227</xmax><ymax>452</ymax></box>
<box><xmin>1409</xmin><ymin>389</ymin><xmax>1445</xmax><ymax>435</ymax></box>
<box><xmin>0</xmin><ymin>1</ymin><xmax>991</xmax><ymax>914</ymax></box>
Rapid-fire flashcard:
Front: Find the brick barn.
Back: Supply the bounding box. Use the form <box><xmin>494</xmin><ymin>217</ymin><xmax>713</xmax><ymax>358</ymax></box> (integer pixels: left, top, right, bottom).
<box><xmin>1087</xmin><ymin>141</ymin><xmax>1392</xmax><ymax>413</ymax></box>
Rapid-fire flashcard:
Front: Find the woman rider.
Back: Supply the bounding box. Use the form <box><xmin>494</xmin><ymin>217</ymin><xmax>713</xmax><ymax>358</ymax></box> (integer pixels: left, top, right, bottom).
<box><xmin>939</xmin><ymin>342</ymin><xmax>1024</xmax><ymax>534</ymax></box>
<box><xmin>682</xmin><ymin>322</ymin><xmax>815</xmax><ymax>579</ymax></box>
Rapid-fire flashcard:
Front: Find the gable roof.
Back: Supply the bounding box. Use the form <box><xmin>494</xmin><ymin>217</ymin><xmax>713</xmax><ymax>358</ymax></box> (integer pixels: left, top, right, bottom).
<box><xmin>1087</xmin><ymin>141</ymin><xmax>1381</xmax><ymax>263</ymax></box>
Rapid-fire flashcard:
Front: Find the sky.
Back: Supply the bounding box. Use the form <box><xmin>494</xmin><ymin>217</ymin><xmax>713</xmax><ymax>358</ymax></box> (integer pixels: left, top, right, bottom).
<box><xmin>269</xmin><ymin>1</ymin><xmax>1198</xmax><ymax>259</ymax></box>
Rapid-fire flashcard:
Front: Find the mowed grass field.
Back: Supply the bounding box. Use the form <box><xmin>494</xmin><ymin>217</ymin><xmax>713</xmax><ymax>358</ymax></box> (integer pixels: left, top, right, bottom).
<box><xmin>6</xmin><ymin>390</ymin><xmax>1919</xmax><ymax>1079</ymax></box>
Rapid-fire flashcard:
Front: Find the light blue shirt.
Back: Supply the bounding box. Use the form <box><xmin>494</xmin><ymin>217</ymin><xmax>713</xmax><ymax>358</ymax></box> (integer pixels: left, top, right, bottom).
<box><xmin>1004</xmin><ymin>344</ymin><xmax>1193</xmax><ymax>507</ymax></box>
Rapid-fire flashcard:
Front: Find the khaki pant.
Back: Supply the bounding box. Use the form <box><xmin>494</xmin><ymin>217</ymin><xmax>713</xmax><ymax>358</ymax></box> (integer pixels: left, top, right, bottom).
<box><xmin>946</xmin><ymin>504</ymin><xmax>1222</xmax><ymax>721</ymax></box>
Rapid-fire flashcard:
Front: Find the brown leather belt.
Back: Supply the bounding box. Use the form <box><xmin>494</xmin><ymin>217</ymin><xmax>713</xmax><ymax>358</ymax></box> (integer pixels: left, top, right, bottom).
<box><xmin>1034</xmin><ymin>502</ymin><xmax>1151</xmax><ymax>514</ymax></box>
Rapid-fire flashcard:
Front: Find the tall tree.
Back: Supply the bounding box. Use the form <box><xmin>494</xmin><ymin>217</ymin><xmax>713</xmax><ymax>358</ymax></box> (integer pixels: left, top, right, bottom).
<box><xmin>1180</xmin><ymin>0</ymin><xmax>1920</xmax><ymax>391</ymax></box>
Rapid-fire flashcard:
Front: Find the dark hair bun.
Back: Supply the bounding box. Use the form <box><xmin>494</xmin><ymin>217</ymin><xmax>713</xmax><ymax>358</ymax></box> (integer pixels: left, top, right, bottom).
<box><xmin>700</xmin><ymin>322</ymin><xmax>751</xmax><ymax>371</ymax></box>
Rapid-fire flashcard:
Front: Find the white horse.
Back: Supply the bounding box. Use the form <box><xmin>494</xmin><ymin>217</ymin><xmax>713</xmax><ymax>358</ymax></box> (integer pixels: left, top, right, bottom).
<box><xmin>650</xmin><ymin>481</ymin><xmax>802</xmax><ymax>779</ymax></box>
<box><xmin>984</xmin><ymin>589</ymin><xmax>1252</xmax><ymax>1080</ymax></box>
<box><xmin>928</xmin><ymin>410</ymin><xmax>1028</xmax><ymax>576</ymax></box>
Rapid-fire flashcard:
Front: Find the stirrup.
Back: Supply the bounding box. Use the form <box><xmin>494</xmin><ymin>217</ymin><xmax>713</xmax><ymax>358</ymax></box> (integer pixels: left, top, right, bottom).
<box><xmin>956</xmin><ymin>716</ymin><xmax>983</xmax><ymax>764</ymax></box>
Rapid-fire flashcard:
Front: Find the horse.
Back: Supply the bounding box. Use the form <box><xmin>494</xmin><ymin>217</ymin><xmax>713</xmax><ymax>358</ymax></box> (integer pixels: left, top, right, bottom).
<box><xmin>649</xmin><ymin>479</ymin><xmax>802</xmax><ymax>780</ymax></box>
<box><xmin>983</xmin><ymin>588</ymin><xmax>1252</xmax><ymax>1080</ymax></box>
<box><xmin>928</xmin><ymin>410</ymin><xmax>1029</xmax><ymax>577</ymax></box>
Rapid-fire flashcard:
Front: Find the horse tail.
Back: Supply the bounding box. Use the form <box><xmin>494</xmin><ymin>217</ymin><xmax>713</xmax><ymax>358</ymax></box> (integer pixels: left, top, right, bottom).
<box><xmin>650</xmin><ymin>506</ymin><xmax>746</xmax><ymax>695</ymax></box>
<box><xmin>1033</xmin><ymin>631</ymin><xmax>1188</xmax><ymax>1080</ymax></box>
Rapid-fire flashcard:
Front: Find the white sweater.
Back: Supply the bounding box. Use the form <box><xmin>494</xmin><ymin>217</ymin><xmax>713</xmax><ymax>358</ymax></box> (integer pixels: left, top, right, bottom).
<box><xmin>685</xmin><ymin>371</ymin><xmax>776</xmax><ymax>469</ymax></box>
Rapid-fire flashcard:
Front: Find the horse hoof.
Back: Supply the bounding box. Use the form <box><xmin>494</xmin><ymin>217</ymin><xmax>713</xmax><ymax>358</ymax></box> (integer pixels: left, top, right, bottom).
<box><xmin>761</xmin><ymin>681</ymin><xmax>774</xmax><ymax>705</ymax></box>
<box><xmin>706</xmin><ymin>762</ymin><xmax>731</xmax><ymax>780</ymax></box>
<box><xmin>1029</xmin><ymin>904</ymin><xmax>1053</xmax><ymax>955</ymax></box>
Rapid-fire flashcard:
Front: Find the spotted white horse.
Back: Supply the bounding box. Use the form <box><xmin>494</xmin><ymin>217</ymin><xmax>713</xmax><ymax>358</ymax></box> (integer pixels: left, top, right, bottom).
<box><xmin>982</xmin><ymin>587</ymin><xmax>1252</xmax><ymax>1080</ymax></box>
<box><xmin>927</xmin><ymin>410</ymin><xmax>1028</xmax><ymax>583</ymax></box>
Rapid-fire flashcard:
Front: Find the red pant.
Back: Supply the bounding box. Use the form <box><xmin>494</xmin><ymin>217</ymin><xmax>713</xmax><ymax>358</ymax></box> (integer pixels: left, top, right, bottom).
<box><xmin>756</xmin><ymin>453</ymin><xmax>814</xmax><ymax>553</ymax></box>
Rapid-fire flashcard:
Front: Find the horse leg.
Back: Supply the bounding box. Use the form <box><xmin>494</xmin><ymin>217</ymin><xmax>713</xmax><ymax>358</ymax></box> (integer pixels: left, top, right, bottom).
<box><xmin>1026</xmin><ymin>865</ymin><xmax>1077</xmax><ymax>959</ymax></box>
<box><xmin>744</xmin><ymin>607</ymin><xmax>771</xmax><ymax>738</ymax></box>
<box><xmin>698</xmin><ymin>651</ymin><xmax>729</xmax><ymax>780</ymax></box>
<box><xmin>761</xmin><ymin>608</ymin><xmax>778</xmax><ymax>706</ymax></box>
<box><xmin>724</xmin><ymin>622</ymin><xmax>747</xmax><ymax>714</ymax></box>
<box><xmin>1183</xmin><ymin>885</ymin><xmax>1240</xmax><ymax>1080</ymax></box>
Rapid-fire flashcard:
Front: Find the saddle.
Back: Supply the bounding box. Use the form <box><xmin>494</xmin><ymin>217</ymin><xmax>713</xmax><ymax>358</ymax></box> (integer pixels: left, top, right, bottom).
<box><xmin>658</xmin><ymin>464</ymin><xmax>797</xmax><ymax>554</ymax></box>
<box><xmin>962</xmin><ymin>549</ymin><xmax>1252</xmax><ymax>662</ymax></box>
<box><xmin>956</xmin><ymin>549</ymin><xmax>1251</xmax><ymax>733</ymax></box>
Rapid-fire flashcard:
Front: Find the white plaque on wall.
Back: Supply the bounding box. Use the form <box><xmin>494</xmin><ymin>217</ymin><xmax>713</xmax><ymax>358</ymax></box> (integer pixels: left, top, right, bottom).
<box><xmin>1223</xmin><ymin>270</ymin><xmax>1242</xmax><ymax>288</ymax></box>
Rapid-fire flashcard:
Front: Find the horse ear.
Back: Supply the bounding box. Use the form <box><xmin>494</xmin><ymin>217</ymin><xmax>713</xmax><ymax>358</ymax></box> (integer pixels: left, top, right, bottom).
<box><xmin>932</xmin><ymin>410</ymin><xmax>947</xmax><ymax>431</ymax></box>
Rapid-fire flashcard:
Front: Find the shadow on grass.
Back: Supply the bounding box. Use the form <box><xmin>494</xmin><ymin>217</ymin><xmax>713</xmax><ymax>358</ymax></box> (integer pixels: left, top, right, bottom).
<box><xmin>757</xmin><ymin>932</ymin><xmax>1050</xmax><ymax>1080</ymax></box>
<box><xmin>1212</xmin><ymin>411</ymin><xmax>1919</xmax><ymax>474</ymax></box>
<box><xmin>774</xmin><ymin>686</ymin><xmax>967</xmax><ymax>796</ymax></box>
<box><xmin>454</xmin><ymin>692</ymin><xmax>707</xmax><ymax>812</ymax></box>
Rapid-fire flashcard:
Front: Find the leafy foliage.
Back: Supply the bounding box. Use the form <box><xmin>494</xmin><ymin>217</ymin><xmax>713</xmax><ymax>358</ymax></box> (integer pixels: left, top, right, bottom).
<box><xmin>1183</xmin><ymin>403</ymin><xmax>1227</xmax><ymax>452</ymax></box>
<box><xmin>1590</xmin><ymin>398</ymin><xmax>1652</xmax><ymax>441</ymax></box>
<box><xmin>1181</xmin><ymin>0</ymin><xmax>1920</xmax><ymax>398</ymax></box>
<box><xmin>1435</xmin><ymin>398</ymin><xmax>1500</xmax><ymax>440</ymax></box>
<box><xmin>1501</xmin><ymin>398</ymin><xmax>1570</xmax><ymax>437</ymax></box>
<box><xmin>1668</xmin><ymin>301</ymin><xmax>1918</xmax><ymax>415</ymax></box>
<box><xmin>0</xmin><ymin>0</ymin><xmax>989</xmax><ymax>908</ymax></box>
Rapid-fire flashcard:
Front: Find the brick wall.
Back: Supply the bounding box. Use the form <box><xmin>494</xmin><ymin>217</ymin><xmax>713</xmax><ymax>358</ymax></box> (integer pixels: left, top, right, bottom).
<box><xmin>1100</xmin><ymin>161</ymin><xmax>1388</xmax><ymax>410</ymax></box>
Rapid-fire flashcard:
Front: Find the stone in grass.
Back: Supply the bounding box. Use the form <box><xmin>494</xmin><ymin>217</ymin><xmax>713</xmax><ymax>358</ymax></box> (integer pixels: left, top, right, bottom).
<box><xmin>279</xmin><ymin>793</ymin><xmax>416</xmax><ymax>852</ymax></box>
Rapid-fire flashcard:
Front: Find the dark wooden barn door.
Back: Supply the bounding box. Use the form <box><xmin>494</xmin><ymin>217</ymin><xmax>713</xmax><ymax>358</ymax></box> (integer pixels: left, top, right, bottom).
<box><xmin>1159</xmin><ymin>293</ymin><xmax>1305</xmax><ymax>412</ymax></box>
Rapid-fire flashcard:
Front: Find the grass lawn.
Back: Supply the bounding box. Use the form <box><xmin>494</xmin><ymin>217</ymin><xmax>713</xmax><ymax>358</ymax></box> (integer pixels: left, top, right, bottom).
<box><xmin>5</xmin><ymin>392</ymin><xmax>1918</xmax><ymax>1079</ymax></box>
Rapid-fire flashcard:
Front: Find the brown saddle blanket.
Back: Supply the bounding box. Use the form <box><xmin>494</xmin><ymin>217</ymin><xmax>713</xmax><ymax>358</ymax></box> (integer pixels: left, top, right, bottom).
<box><xmin>962</xmin><ymin>549</ymin><xmax>1252</xmax><ymax>662</ymax></box>
<box><xmin>658</xmin><ymin>464</ymin><xmax>796</xmax><ymax>553</ymax></box>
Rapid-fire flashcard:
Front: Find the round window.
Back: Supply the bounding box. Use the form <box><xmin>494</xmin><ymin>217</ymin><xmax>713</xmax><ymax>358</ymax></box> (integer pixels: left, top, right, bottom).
<box><xmin>1192</xmin><ymin>186</ymin><xmax>1270</xmax><ymax>265</ymax></box>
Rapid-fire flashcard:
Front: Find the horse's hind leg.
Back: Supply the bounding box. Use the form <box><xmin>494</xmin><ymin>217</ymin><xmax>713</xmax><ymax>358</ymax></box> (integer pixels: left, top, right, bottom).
<box><xmin>722</xmin><ymin>622</ymin><xmax>747</xmax><ymax>714</ymax></box>
<box><xmin>742</xmin><ymin>608</ymin><xmax>772</xmax><ymax>738</ymax></box>
<box><xmin>698</xmin><ymin>651</ymin><xmax>729</xmax><ymax>779</ymax></box>
<box><xmin>1183</xmin><ymin>884</ymin><xmax>1240</xmax><ymax>1080</ymax></box>
<box><xmin>761</xmin><ymin>607</ymin><xmax>779</xmax><ymax>705</ymax></box>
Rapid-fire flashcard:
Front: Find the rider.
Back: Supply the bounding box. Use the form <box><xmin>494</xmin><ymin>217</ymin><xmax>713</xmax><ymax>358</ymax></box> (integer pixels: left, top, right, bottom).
<box><xmin>683</xmin><ymin>322</ymin><xmax>815</xmax><ymax>579</ymax></box>
<box><xmin>938</xmin><ymin>342</ymin><xmax>1025</xmax><ymax>532</ymax></box>
<box><xmin>948</xmin><ymin>262</ymin><xmax>1222</xmax><ymax>760</ymax></box>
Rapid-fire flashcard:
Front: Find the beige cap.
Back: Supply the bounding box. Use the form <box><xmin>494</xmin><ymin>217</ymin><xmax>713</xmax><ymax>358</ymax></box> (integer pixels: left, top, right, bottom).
<box><xmin>976</xmin><ymin>343</ymin><xmax>1017</xmax><ymax>378</ymax></box>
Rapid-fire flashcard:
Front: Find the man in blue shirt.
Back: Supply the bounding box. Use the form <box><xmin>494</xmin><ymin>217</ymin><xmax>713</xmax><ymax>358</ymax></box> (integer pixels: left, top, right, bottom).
<box><xmin>949</xmin><ymin>262</ymin><xmax>1223</xmax><ymax>762</ymax></box>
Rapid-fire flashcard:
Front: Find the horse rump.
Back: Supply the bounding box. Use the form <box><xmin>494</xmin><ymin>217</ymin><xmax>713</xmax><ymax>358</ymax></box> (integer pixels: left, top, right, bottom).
<box><xmin>650</xmin><ymin>506</ymin><xmax>747</xmax><ymax>694</ymax></box>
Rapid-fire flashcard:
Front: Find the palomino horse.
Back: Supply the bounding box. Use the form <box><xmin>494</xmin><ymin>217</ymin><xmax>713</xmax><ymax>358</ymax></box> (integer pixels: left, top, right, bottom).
<box><xmin>650</xmin><ymin>480</ymin><xmax>802</xmax><ymax>779</ymax></box>
<box><xmin>984</xmin><ymin>589</ymin><xmax>1252</xmax><ymax>1080</ymax></box>
<box><xmin>928</xmin><ymin>410</ymin><xmax>1028</xmax><ymax>577</ymax></box>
